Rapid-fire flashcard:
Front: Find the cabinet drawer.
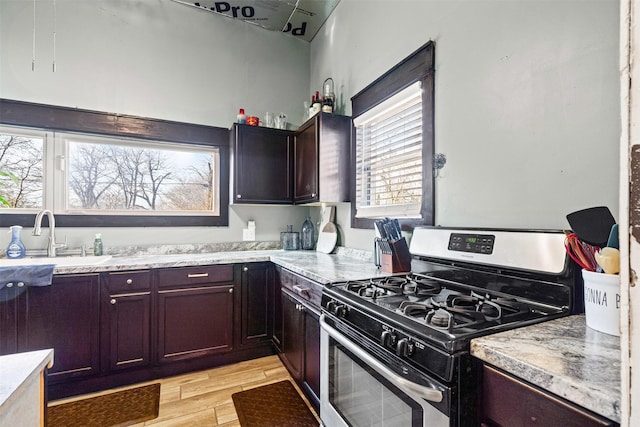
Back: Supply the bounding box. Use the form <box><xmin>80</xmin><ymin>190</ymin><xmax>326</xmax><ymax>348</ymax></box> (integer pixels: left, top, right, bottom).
<box><xmin>158</xmin><ymin>265</ymin><xmax>234</xmax><ymax>288</ymax></box>
<box><xmin>106</xmin><ymin>270</ymin><xmax>151</xmax><ymax>293</ymax></box>
<box><xmin>278</xmin><ymin>267</ymin><xmax>322</xmax><ymax>308</ymax></box>
<box><xmin>481</xmin><ymin>365</ymin><xmax>615</xmax><ymax>426</ymax></box>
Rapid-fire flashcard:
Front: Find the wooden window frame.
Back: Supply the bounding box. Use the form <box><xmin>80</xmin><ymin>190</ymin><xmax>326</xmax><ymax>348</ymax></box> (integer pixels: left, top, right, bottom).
<box><xmin>0</xmin><ymin>98</ymin><xmax>229</xmax><ymax>227</ymax></box>
<box><xmin>350</xmin><ymin>41</ymin><xmax>435</xmax><ymax>231</ymax></box>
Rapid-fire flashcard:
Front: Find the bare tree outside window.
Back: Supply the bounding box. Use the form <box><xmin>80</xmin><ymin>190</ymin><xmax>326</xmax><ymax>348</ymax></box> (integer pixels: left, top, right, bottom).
<box><xmin>0</xmin><ymin>134</ymin><xmax>44</xmax><ymax>208</ymax></box>
<box><xmin>68</xmin><ymin>141</ymin><xmax>217</xmax><ymax>213</ymax></box>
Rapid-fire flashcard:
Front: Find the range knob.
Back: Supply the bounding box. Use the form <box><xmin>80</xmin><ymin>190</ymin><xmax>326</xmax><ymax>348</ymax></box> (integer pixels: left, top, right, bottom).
<box><xmin>326</xmin><ymin>300</ymin><xmax>337</xmax><ymax>313</ymax></box>
<box><xmin>396</xmin><ymin>338</ymin><xmax>415</xmax><ymax>357</ymax></box>
<box><xmin>380</xmin><ymin>330</ymin><xmax>392</xmax><ymax>347</ymax></box>
<box><xmin>380</xmin><ymin>330</ymin><xmax>398</xmax><ymax>347</ymax></box>
<box><xmin>334</xmin><ymin>304</ymin><xmax>348</xmax><ymax>318</ymax></box>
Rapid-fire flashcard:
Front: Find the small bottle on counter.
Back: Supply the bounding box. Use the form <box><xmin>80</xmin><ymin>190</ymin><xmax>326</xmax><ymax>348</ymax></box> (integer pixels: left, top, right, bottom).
<box><xmin>6</xmin><ymin>225</ymin><xmax>26</xmax><ymax>259</ymax></box>
<box><xmin>237</xmin><ymin>108</ymin><xmax>246</xmax><ymax>124</ymax></box>
<box><xmin>93</xmin><ymin>233</ymin><xmax>103</xmax><ymax>256</ymax></box>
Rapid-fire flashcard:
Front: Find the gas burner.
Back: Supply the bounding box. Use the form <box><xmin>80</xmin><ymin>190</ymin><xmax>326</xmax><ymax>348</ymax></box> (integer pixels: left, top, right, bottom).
<box><xmin>427</xmin><ymin>308</ymin><xmax>452</xmax><ymax>328</ymax></box>
<box><xmin>397</xmin><ymin>300</ymin><xmax>434</xmax><ymax>316</ymax></box>
<box><xmin>345</xmin><ymin>280</ymin><xmax>371</xmax><ymax>293</ymax></box>
<box><xmin>425</xmin><ymin>306</ymin><xmax>488</xmax><ymax>330</ymax></box>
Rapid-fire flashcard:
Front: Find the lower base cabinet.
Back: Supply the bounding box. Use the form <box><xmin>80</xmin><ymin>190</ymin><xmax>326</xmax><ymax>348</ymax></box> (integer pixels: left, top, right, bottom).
<box><xmin>156</xmin><ymin>265</ymin><xmax>236</xmax><ymax>364</ymax></box>
<box><xmin>103</xmin><ymin>270</ymin><xmax>152</xmax><ymax>371</ymax></box>
<box><xmin>480</xmin><ymin>364</ymin><xmax>617</xmax><ymax>426</ymax></box>
<box><xmin>275</xmin><ymin>267</ymin><xmax>321</xmax><ymax>412</ymax></box>
<box><xmin>21</xmin><ymin>274</ymin><xmax>101</xmax><ymax>383</ymax></box>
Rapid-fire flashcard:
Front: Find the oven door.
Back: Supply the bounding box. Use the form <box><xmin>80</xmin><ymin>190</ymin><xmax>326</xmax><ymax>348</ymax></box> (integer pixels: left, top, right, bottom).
<box><xmin>320</xmin><ymin>314</ymin><xmax>450</xmax><ymax>427</ymax></box>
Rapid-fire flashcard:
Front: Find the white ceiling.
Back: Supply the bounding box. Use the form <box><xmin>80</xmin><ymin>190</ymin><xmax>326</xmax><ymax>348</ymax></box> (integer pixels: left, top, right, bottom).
<box><xmin>170</xmin><ymin>0</ymin><xmax>340</xmax><ymax>42</ymax></box>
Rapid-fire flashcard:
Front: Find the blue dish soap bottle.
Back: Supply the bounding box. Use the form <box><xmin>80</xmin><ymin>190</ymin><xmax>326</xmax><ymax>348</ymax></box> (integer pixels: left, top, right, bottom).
<box><xmin>6</xmin><ymin>225</ymin><xmax>26</xmax><ymax>259</ymax></box>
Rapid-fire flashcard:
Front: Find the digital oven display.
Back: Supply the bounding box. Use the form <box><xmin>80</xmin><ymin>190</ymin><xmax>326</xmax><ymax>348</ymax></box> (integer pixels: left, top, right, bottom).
<box><xmin>448</xmin><ymin>233</ymin><xmax>495</xmax><ymax>254</ymax></box>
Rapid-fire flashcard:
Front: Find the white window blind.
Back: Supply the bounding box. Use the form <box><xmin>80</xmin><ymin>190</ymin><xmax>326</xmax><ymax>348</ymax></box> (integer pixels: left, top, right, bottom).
<box><xmin>354</xmin><ymin>81</ymin><xmax>423</xmax><ymax>219</ymax></box>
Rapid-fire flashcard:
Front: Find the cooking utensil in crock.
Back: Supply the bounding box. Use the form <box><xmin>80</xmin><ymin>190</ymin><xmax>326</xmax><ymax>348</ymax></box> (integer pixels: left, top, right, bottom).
<box><xmin>564</xmin><ymin>232</ymin><xmax>599</xmax><ymax>271</ymax></box>
<box><xmin>594</xmin><ymin>247</ymin><xmax>620</xmax><ymax>274</ymax></box>
<box><xmin>607</xmin><ymin>224</ymin><xmax>619</xmax><ymax>249</ymax></box>
<box><xmin>566</xmin><ymin>206</ymin><xmax>616</xmax><ymax>247</ymax></box>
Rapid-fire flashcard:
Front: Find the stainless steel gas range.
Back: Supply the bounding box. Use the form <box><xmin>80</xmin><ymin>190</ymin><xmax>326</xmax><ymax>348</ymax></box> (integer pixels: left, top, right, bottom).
<box><xmin>320</xmin><ymin>227</ymin><xmax>582</xmax><ymax>427</ymax></box>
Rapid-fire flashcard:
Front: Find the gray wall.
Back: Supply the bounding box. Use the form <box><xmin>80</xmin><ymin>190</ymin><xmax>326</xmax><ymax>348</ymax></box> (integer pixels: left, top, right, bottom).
<box><xmin>0</xmin><ymin>0</ymin><xmax>622</xmax><ymax>253</ymax></box>
<box><xmin>0</xmin><ymin>0</ymin><xmax>313</xmax><ymax>251</ymax></box>
<box><xmin>310</xmin><ymin>0</ymin><xmax>621</xmax><ymax>250</ymax></box>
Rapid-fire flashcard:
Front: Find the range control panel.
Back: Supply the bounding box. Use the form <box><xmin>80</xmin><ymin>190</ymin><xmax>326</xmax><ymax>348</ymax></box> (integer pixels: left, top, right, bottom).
<box><xmin>448</xmin><ymin>233</ymin><xmax>495</xmax><ymax>254</ymax></box>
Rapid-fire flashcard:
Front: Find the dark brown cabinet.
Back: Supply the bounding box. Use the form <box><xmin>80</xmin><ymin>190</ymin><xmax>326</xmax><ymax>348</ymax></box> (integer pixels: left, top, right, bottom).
<box><xmin>0</xmin><ymin>282</ymin><xmax>20</xmax><ymax>355</ymax></box>
<box><xmin>157</xmin><ymin>265</ymin><xmax>235</xmax><ymax>364</ymax></box>
<box><xmin>231</xmin><ymin>123</ymin><xmax>294</xmax><ymax>204</ymax></box>
<box><xmin>480</xmin><ymin>364</ymin><xmax>617</xmax><ymax>426</ymax></box>
<box><xmin>294</xmin><ymin>112</ymin><xmax>351</xmax><ymax>204</ymax></box>
<box><xmin>239</xmin><ymin>262</ymin><xmax>274</xmax><ymax>347</ymax></box>
<box><xmin>280</xmin><ymin>289</ymin><xmax>306</xmax><ymax>379</ymax></box>
<box><xmin>103</xmin><ymin>270</ymin><xmax>152</xmax><ymax>371</ymax></box>
<box><xmin>275</xmin><ymin>266</ymin><xmax>322</xmax><ymax>411</ymax></box>
<box><xmin>16</xmin><ymin>274</ymin><xmax>100</xmax><ymax>383</ymax></box>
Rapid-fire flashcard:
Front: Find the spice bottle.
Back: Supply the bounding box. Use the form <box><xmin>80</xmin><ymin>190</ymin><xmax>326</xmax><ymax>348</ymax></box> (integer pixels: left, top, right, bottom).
<box><xmin>93</xmin><ymin>233</ymin><xmax>103</xmax><ymax>256</ymax></box>
<box><xmin>237</xmin><ymin>108</ymin><xmax>246</xmax><ymax>124</ymax></box>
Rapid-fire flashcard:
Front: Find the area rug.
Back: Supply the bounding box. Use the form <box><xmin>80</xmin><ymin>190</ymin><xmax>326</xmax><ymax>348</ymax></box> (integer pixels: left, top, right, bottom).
<box><xmin>47</xmin><ymin>383</ymin><xmax>160</xmax><ymax>427</ymax></box>
<box><xmin>232</xmin><ymin>380</ymin><xmax>319</xmax><ymax>427</ymax></box>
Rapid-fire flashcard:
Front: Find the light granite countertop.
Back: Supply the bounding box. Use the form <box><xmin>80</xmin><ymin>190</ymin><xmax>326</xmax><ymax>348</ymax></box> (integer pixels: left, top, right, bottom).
<box><xmin>471</xmin><ymin>315</ymin><xmax>621</xmax><ymax>423</ymax></box>
<box><xmin>0</xmin><ymin>349</ymin><xmax>53</xmax><ymax>421</ymax></box>
<box><xmin>48</xmin><ymin>248</ymin><xmax>390</xmax><ymax>284</ymax></box>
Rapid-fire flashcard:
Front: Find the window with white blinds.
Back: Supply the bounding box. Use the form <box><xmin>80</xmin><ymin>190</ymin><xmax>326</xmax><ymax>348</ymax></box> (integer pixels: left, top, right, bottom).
<box><xmin>354</xmin><ymin>81</ymin><xmax>423</xmax><ymax>219</ymax></box>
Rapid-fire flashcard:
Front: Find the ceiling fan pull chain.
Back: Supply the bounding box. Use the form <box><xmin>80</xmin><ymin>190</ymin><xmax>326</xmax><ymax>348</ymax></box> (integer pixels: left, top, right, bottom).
<box><xmin>32</xmin><ymin>0</ymin><xmax>36</xmax><ymax>71</ymax></box>
<box><xmin>53</xmin><ymin>0</ymin><xmax>57</xmax><ymax>72</ymax></box>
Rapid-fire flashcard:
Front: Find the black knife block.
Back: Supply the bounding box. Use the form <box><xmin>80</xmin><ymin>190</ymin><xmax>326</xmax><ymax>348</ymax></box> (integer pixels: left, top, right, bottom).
<box><xmin>381</xmin><ymin>237</ymin><xmax>412</xmax><ymax>273</ymax></box>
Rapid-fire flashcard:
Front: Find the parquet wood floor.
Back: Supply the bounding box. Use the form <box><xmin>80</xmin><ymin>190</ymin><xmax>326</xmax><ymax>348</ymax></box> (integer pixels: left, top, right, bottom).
<box><xmin>48</xmin><ymin>355</ymin><xmax>320</xmax><ymax>427</ymax></box>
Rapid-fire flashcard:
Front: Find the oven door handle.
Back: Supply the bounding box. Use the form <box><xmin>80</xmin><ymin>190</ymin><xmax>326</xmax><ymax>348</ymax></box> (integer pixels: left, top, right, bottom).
<box><xmin>320</xmin><ymin>314</ymin><xmax>444</xmax><ymax>403</ymax></box>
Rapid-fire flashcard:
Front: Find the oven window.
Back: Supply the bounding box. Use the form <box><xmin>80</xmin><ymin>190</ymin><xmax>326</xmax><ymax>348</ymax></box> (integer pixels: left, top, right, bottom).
<box><xmin>328</xmin><ymin>339</ymin><xmax>423</xmax><ymax>427</ymax></box>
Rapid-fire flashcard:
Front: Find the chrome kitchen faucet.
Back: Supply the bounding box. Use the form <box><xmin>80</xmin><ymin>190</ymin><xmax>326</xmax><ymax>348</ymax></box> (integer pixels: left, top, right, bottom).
<box><xmin>33</xmin><ymin>209</ymin><xmax>67</xmax><ymax>257</ymax></box>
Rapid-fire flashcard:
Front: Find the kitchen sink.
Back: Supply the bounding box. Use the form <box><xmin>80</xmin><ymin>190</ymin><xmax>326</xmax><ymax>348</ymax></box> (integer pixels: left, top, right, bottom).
<box><xmin>0</xmin><ymin>255</ymin><xmax>113</xmax><ymax>267</ymax></box>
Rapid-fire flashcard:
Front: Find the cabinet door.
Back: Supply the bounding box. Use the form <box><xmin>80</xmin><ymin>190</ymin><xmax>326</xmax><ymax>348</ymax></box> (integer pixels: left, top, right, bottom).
<box><xmin>19</xmin><ymin>274</ymin><xmax>101</xmax><ymax>383</ymax></box>
<box><xmin>294</xmin><ymin>118</ymin><xmax>319</xmax><ymax>203</ymax></box>
<box><xmin>303</xmin><ymin>307</ymin><xmax>321</xmax><ymax>411</ymax></box>
<box><xmin>240</xmin><ymin>263</ymin><xmax>273</xmax><ymax>347</ymax></box>
<box><xmin>481</xmin><ymin>364</ymin><xmax>616</xmax><ymax>426</ymax></box>
<box><xmin>280</xmin><ymin>288</ymin><xmax>305</xmax><ymax>380</ymax></box>
<box><xmin>104</xmin><ymin>270</ymin><xmax>152</xmax><ymax>371</ymax></box>
<box><xmin>158</xmin><ymin>284</ymin><xmax>234</xmax><ymax>364</ymax></box>
<box><xmin>272</xmin><ymin>271</ymin><xmax>283</xmax><ymax>352</ymax></box>
<box><xmin>107</xmin><ymin>293</ymin><xmax>151</xmax><ymax>371</ymax></box>
<box><xmin>233</xmin><ymin>124</ymin><xmax>293</xmax><ymax>204</ymax></box>
<box><xmin>0</xmin><ymin>284</ymin><xmax>23</xmax><ymax>355</ymax></box>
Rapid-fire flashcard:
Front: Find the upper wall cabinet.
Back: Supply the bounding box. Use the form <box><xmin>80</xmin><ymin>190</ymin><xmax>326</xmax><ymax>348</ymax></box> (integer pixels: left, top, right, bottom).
<box><xmin>230</xmin><ymin>124</ymin><xmax>294</xmax><ymax>204</ymax></box>
<box><xmin>294</xmin><ymin>112</ymin><xmax>351</xmax><ymax>204</ymax></box>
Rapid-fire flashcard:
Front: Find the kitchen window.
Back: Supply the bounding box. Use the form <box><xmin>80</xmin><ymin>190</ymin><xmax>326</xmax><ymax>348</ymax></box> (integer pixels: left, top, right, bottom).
<box><xmin>350</xmin><ymin>41</ymin><xmax>435</xmax><ymax>230</ymax></box>
<box><xmin>0</xmin><ymin>99</ymin><xmax>229</xmax><ymax>227</ymax></box>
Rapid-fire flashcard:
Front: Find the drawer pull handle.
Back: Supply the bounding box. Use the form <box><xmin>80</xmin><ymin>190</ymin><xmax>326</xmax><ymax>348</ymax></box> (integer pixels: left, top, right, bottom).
<box><xmin>6</xmin><ymin>282</ymin><xmax>13</xmax><ymax>288</ymax></box>
<box><xmin>187</xmin><ymin>273</ymin><xmax>209</xmax><ymax>278</ymax></box>
<box><xmin>110</xmin><ymin>299</ymin><xmax>116</xmax><ymax>305</ymax></box>
<box><xmin>293</xmin><ymin>285</ymin><xmax>309</xmax><ymax>295</ymax></box>
<box><xmin>243</xmin><ymin>267</ymin><xmax>249</xmax><ymax>272</ymax></box>
<box><xmin>126</xmin><ymin>279</ymin><xmax>133</xmax><ymax>285</ymax></box>
<box><xmin>17</xmin><ymin>282</ymin><xmax>25</xmax><ymax>288</ymax></box>
<box><xmin>229</xmin><ymin>288</ymin><xmax>233</xmax><ymax>294</ymax></box>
